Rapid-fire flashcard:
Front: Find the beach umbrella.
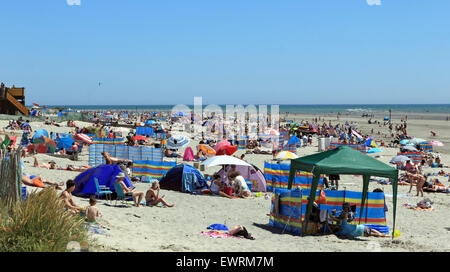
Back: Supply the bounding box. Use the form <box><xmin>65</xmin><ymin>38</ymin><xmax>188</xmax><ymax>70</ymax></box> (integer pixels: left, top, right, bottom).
<box><xmin>400</xmin><ymin>145</ymin><xmax>419</xmax><ymax>152</ymax></box>
<box><xmin>390</xmin><ymin>155</ymin><xmax>410</xmax><ymax>164</ymax></box>
<box><xmin>166</xmin><ymin>135</ymin><xmax>190</xmax><ymax>149</ymax></box>
<box><xmin>131</xmin><ymin>135</ymin><xmax>150</xmax><ymax>142</ymax></box>
<box><xmin>201</xmin><ymin>155</ymin><xmax>251</xmax><ymax>168</ymax></box>
<box><xmin>430</xmin><ymin>141</ymin><xmax>444</xmax><ymax>147</ymax></box>
<box><xmin>213</xmin><ymin>140</ymin><xmax>232</xmax><ymax>153</ymax></box>
<box><xmin>75</xmin><ymin>133</ymin><xmax>93</xmax><ymax>144</ymax></box>
<box><xmin>367</xmin><ymin>148</ymin><xmax>383</xmax><ymax>154</ymax></box>
<box><xmin>409</xmin><ymin>138</ymin><xmax>428</xmax><ymax>145</ymax></box>
<box><xmin>198</xmin><ymin>144</ymin><xmax>216</xmax><ymax>156</ymax></box>
<box><xmin>264</xmin><ymin>129</ymin><xmax>280</xmax><ymax>136</ymax></box>
<box><xmin>274</xmin><ymin>151</ymin><xmax>298</xmax><ymax>160</ymax></box>
<box><xmin>216</xmin><ymin>145</ymin><xmax>237</xmax><ymax>156</ymax></box>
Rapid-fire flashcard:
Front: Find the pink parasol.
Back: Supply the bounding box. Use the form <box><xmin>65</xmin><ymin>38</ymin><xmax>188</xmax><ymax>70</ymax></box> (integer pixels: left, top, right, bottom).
<box><xmin>430</xmin><ymin>141</ymin><xmax>444</xmax><ymax>147</ymax></box>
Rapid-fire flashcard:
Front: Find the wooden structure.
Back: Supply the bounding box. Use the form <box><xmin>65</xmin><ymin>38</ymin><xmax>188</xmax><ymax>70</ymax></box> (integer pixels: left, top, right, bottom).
<box><xmin>0</xmin><ymin>86</ymin><xmax>29</xmax><ymax>115</ymax></box>
<box><xmin>0</xmin><ymin>149</ymin><xmax>22</xmax><ymax>202</ymax></box>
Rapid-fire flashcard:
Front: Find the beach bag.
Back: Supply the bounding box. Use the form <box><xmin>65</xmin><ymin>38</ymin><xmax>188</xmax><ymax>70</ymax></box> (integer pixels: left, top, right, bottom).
<box><xmin>318</xmin><ymin>190</ymin><xmax>327</xmax><ymax>205</ymax></box>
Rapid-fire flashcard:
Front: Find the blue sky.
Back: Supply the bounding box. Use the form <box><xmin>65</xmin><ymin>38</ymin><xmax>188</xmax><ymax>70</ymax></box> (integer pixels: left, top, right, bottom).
<box><xmin>1</xmin><ymin>0</ymin><xmax>449</xmax><ymax>105</ymax></box>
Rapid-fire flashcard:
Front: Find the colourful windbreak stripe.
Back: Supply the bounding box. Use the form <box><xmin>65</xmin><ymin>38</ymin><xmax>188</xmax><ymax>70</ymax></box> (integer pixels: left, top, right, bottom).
<box><xmin>329</xmin><ymin>143</ymin><xmax>366</xmax><ymax>153</ymax></box>
<box><xmin>132</xmin><ymin>160</ymin><xmax>177</xmax><ymax>179</ymax></box>
<box><xmin>300</xmin><ymin>189</ymin><xmax>387</xmax><ymax>225</ymax></box>
<box><xmin>419</xmin><ymin>142</ymin><xmax>433</xmax><ymax>152</ymax></box>
<box><xmin>264</xmin><ymin>162</ymin><xmax>325</xmax><ymax>191</ymax></box>
<box><xmin>397</xmin><ymin>152</ymin><xmax>422</xmax><ymax>164</ymax></box>
<box><xmin>89</xmin><ymin>144</ymin><xmax>163</xmax><ymax>166</ymax></box>
<box><xmin>269</xmin><ymin>188</ymin><xmax>387</xmax><ymax>236</ymax></box>
<box><xmin>92</xmin><ymin>138</ymin><xmax>126</xmax><ymax>145</ymax></box>
<box><xmin>236</xmin><ymin>136</ymin><xmax>249</xmax><ymax>150</ymax></box>
<box><xmin>282</xmin><ymin>144</ymin><xmax>297</xmax><ymax>152</ymax></box>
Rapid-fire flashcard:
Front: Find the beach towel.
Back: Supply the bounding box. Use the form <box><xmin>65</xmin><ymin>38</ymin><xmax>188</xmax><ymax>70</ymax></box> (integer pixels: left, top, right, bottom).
<box><xmin>207</xmin><ymin>224</ymin><xmax>229</xmax><ymax>231</ymax></box>
<box><xmin>404</xmin><ymin>204</ymin><xmax>434</xmax><ymax>211</ymax></box>
<box><xmin>183</xmin><ymin>147</ymin><xmax>195</xmax><ymax>161</ymax></box>
<box><xmin>199</xmin><ymin>231</ymin><xmax>243</xmax><ymax>239</ymax></box>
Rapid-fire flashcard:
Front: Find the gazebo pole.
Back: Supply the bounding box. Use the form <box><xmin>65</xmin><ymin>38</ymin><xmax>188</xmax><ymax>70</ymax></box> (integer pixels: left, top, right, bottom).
<box><xmin>359</xmin><ymin>175</ymin><xmax>370</xmax><ymax>224</ymax></box>
<box><xmin>392</xmin><ymin>176</ymin><xmax>398</xmax><ymax>239</ymax></box>
<box><xmin>302</xmin><ymin>172</ymin><xmax>321</xmax><ymax>236</ymax></box>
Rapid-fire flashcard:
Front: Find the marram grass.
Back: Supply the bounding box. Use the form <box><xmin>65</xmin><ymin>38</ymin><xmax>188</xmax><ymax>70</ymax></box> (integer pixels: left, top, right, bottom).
<box><xmin>0</xmin><ymin>187</ymin><xmax>92</xmax><ymax>252</ymax></box>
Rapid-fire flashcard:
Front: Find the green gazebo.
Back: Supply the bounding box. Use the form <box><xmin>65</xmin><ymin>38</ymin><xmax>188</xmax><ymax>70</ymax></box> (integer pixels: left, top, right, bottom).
<box><xmin>287</xmin><ymin>146</ymin><xmax>399</xmax><ymax>238</ymax></box>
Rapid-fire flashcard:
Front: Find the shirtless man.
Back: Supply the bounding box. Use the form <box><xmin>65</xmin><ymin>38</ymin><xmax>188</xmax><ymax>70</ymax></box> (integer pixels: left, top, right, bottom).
<box><xmin>60</xmin><ymin>179</ymin><xmax>82</xmax><ymax>213</ymax></box>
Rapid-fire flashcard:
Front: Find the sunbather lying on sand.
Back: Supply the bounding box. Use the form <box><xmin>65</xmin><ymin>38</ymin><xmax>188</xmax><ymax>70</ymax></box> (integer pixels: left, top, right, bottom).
<box><xmin>32</xmin><ymin>156</ymin><xmax>87</xmax><ymax>172</ymax></box>
<box><xmin>330</xmin><ymin>203</ymin><xmax>389</xmax><ymax>239</ymax></box>
<box><xmin>22</xmin><ymin>174</ymin><xmax>64</xmax><ymax>190</ymax></box>
<box><xmin>101</xmin><ymin>152</ymin><xmax>129</xmax><ymax>165</ymax></box>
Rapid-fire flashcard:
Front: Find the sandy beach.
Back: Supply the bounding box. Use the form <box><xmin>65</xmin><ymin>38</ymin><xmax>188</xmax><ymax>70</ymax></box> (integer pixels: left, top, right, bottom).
<box><xmin>2</xmin><ymin>112</ymin><xmax>450</xmax><ymax>252</ymax></box>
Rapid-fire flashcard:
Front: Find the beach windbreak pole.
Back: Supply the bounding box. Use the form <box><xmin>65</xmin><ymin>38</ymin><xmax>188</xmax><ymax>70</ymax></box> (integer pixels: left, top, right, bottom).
<box><xmin>287</xmin><ymin>146</ymin><xmax>399</xmax><ymax>238</ymax></box>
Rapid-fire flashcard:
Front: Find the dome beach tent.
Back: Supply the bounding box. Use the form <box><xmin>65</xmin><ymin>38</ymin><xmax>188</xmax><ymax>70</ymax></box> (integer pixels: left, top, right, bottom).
<box><xmin>217</xmin><ymin>164</ymin><xmax>267</xmax><ymax>192</ymax></box>
<box><xmin>159</xmin><ymin>164</ymin><xmax>209</xmax><ymax>193</ymax></box>
<box><xmin>287</xmin><ymin>146</ymin><xmax>399</xmax><ymax>237</ymax></box>
<box><xmin>72</xmin><ymin>164</ymin><xmax>133</xmax><ymax>197</ymax></box>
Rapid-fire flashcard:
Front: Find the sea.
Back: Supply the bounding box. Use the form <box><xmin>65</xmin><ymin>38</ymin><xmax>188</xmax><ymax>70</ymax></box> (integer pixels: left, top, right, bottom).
<box><xmin>44</xmin><ymin>104</ymin><xmax>450</xmax><ymax>115</ymax></box>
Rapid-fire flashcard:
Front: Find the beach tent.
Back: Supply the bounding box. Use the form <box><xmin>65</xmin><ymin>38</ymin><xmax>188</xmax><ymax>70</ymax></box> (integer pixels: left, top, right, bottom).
<box><xmin>32</xmin><ymin>129</ymin><xmax>49</xmax><ymax>142</ymax></box>
<box><xmin>72</xmin><ymin>164</ymin><xmax>133</xmax><ymax>197</ymax></box>
<box><xmin>287</xmin><ymin>146</ymin><xmax>398</xmax><ymax>237</ymax></box>
<box><xmin>283</xmin><ymin>135</ymin><xmax>301</xmax><ymax>152</ymax></box>
<box><xmin>217</xmin><ymin>164</ymin><xmax>267</xmax><ymax>192</ymax></box>
<box><xmin>56</xmin><ymin>137</ymin><xmax>75</xmax><ymax>150</ymax></box>
<box><xmin>159</xmin><ymin>164</ymin><xmax>209</xmax><ymax>193</ymax></box>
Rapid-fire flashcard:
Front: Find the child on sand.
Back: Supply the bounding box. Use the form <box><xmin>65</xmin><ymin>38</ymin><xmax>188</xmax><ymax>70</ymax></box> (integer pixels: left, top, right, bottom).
<box><xmin>86</xmin><ymin>196</ymin><xmax>100</xmax><ymax>223</ymax></box>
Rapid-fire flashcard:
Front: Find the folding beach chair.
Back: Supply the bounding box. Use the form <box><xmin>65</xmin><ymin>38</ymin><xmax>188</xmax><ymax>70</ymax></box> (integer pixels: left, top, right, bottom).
<box><xmin>94</xmin><ymin>178</ymin><xmax>113</xmax><ymax>203</ymax></box>
<box><xmin>113</xmin><ymin>182</ymin><xmax>133</xmax><ymax>207</ymax></box>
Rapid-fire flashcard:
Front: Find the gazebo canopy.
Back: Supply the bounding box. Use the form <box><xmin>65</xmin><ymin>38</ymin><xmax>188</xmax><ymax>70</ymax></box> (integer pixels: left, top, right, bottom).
<box><xmin>287</xmin><ymin>146</ymin><xmax>399</xmax><ymax>237</ymax></box>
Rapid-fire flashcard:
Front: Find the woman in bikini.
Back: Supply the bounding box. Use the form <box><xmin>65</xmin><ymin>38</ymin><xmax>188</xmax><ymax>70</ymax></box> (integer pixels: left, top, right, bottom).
<box><xmin>145</xmin><ymin>182</ymin><xmax>175</xmax><ymax>207</ymax></box>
